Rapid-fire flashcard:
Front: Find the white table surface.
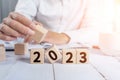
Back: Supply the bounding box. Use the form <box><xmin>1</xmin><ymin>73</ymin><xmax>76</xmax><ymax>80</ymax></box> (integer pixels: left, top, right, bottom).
<box><xmin>0</xmin><ymin>48</ymin><xmax>120</xmax><ymax>80</ymax></box>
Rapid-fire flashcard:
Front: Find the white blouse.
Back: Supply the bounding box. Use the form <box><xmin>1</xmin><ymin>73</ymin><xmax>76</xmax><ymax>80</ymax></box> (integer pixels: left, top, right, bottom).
<box><xmin>15</xmin><ymin>0</ymin><xmax>114</xmax><ymax>46</ymax></box>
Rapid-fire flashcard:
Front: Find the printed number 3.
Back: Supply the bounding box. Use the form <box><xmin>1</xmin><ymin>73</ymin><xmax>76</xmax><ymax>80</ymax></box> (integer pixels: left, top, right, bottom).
<box><xmin>79</xmin><ymin>52</ymin><xmax>87</xmax><ymax>63</ymax></box>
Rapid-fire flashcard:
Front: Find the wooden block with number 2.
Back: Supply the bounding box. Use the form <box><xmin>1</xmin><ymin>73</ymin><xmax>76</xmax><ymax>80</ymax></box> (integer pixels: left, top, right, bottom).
<box><xmin>76</xmin><ymin>49</ymin><xmax>88</xmax><ymax>63</ymax></box>
<box><xmin>30</xmin><ymin>48</ymin><xmax>44</xmax><ymax>64</ymax></box>
<box><xmin>62</xmin><ymin>49</ymin><xmax>76</xmax><ymax>64</ymax></box>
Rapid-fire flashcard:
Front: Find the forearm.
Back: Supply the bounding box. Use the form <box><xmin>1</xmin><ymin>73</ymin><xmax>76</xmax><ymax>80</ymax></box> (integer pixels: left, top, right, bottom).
<box><xmin>43</xmin><ymin>31</ymin><xmax>70</xmax><ymax>45</ymax></box>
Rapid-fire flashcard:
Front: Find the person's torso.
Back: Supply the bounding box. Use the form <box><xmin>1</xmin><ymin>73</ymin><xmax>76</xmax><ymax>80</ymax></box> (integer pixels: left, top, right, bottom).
<box><xmin>35</xmin><ymin>0</ymin><xmax>87</xmax><ymax>32</ymax></box>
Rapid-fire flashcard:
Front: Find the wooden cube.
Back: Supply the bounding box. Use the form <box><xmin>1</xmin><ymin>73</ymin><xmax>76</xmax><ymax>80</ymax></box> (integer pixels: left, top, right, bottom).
<box><xmin>0</xmin><ymin>44</ymin><xmax>4</xmax><ymax>47</ymax></box>
<box><xmin>0</xmin><ymin>45</ymin><xmax>6</xmax><ymax>62</ymax></box>
<box><xmin>28</xmin><ymin>25</ymin><xmax>48</xmax><ymax>43</ymax></box>
<box><xmin>76</xmin><ymin>49</ymin><xmax>89</xmax><ymax>63</ymax></box>
<box><xmin>45</xmin><ymin>45</ymin><xmax>62</xmax><ymax>64</ymax></box>
<box><xmin>62</xmin><ymin>49</ymin><xmax>76</xmax><ymax>64</ymax></box>
<box><xmin>30</xmin><ymin>48</ymin><xmax>44</xmax><ymax>64</ymax></box>
<box><xmin>14</xmin><ymin>43</ymin><xmax>28</xmax><ymax>55</ymax></box>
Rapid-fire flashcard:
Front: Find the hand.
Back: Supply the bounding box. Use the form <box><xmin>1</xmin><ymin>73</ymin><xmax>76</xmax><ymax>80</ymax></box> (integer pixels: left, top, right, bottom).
<box><xmin>25</xmin><ymin>26</ymin><xmax>70</xmax><ymax>45</ymax></box>
<box><xmin>0</xmin><ymin>12</ymin><xmax>36</xmax><ymax>41</ymax></box>
<box><xmin>24</xmin><ymin>21</ymin><xmax>70</xmax><ymax>45</ymax></box>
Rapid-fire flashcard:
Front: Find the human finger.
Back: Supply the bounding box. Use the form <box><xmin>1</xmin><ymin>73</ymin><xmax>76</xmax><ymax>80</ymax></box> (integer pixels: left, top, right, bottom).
<box><xmin>0</xmin><ymin>31</ymin><xmax>17</xmax><ymax>41</ymax></box>
<box><xmin>0</xmin><ymin>23</ymin><xmax>22</xmax><ymax>37</ymax></box>
<box><xmin>9</xmin><ymin>12</ymin><xmax>36</xmax><ymax>30</ymax></box>
<box><xmin>3</xmin><ymin>17</ymin><xmax>35</xmax><ymax>36</ymax></box>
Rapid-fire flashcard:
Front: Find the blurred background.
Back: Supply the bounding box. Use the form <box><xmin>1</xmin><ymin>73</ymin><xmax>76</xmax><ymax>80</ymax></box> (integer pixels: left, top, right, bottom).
<box><xmin>0</xmin><ymin>0</ymin><xmax>18</xmax><ymax>23</ymax></box>
<box><xmin>0</xmin><ymin>0</ymin><xmax>119</xmax><ymax>32</ymax></box>
<box><xmin>0</xmin><ymin>0</ymin><xmax>20</xmax><ymax>47</ymax></box>
<box><xmin>0</xmin><ymin>0</ymin><xmax>120</xmax><ymax>50</ymax></box>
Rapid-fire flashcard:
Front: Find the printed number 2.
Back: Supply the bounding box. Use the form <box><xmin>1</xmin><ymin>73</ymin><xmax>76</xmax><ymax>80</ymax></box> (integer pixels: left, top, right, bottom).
<box><xmin>66</xmin><ymin>52</ymin><xmax>73</xmax><ymax>63</ymax></box>
<box><xmin>79</xmin><ymin>52</ymin><xmax>87</xmax><ymax>63</ymax></box>
<box><xmin>34</xmin><ymin>52</ymin><xmax>41</xmax><ymax>62</ymax></box>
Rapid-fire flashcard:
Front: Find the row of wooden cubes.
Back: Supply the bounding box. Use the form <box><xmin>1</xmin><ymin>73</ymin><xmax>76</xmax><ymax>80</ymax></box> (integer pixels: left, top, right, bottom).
<box><xmin>0</xmin><ymin>43</ymin><xmax>89</xmax><ymax>64</ymax></box>
<box><xmin>30</xmin><ymin>47</ymin><xmax>88</xmax><ymax>64</ymax></box>
<box><xmin>15</xmin><ymin>43</ymin><xmax>89</xmax><ymax>64</ymax></box>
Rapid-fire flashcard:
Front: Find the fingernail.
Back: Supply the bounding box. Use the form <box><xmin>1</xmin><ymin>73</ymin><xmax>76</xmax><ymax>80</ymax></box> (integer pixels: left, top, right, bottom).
<box><xmin>28</xmin><ymin>29</ymin><xmax>35</xmax><ymax>35</ymax></box>
<box><xmin>11</xmin><ymin>13</ymin><xmax>17</xmax><ymax>19</ymax></box>
<box><xmin>30</xmin><ymin>23</ymin><xmax>36</xmax><ymax>29</ymax></box>
<box><xmin>3</xmin><ymin>18</ymin><xmax>11</xmax><ymax>25</ymax></box>
<box><xmin>0</xmin><ymin>23</ymin><xmax>3</xmax><ymax>30</ymax></box>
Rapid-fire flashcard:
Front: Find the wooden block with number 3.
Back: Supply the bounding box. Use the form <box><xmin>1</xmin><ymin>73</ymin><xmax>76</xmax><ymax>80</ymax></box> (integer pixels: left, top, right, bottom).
<box><xmin>62</xmin><ymin>49</ymin><xmax>76</xmax><ymax>64</ymax></box>
<box><xmin>45</xmin><ymin>45</ymin><xmax>62</xmax><ymax>64</ymax></box>
<box><xmin>76</xmin><ymin>49</ymin><xmax>89</xmax><ymax>64</ymax></box>
<box><xmin>30</xmin><ymin>48</ymin><xmax>44</xmax><ymax>64</ymax></box>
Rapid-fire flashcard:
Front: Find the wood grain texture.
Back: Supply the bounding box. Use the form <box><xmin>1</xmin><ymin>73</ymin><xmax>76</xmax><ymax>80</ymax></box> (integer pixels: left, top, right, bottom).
<box><xmin>30</xmin><ymin>48</ymin><xmax>44</xmax><ymax>64</ymax></box>
<box><xmin>14</xmin><ymin>43</ymin><xmax>28</xmax><ymax>55</ymax></box>
<box><xmin>45</xmin><ymin>45</ymin><xmax>62</xmax><ymax>64</ymax></box>
<box><xmin>76</xmin><ymin>49</ymin><xmax>89</xmax><ymax>64</ymax></box>
<box><xmin>0</xmin><ymin>45</ymin><xmax>6</xmax><ymax>61</ymax></box>
<box><xmin>54</xmin><ymin>64</ymin><xmax>105</xmax><ymax>80</ymax></box>
<box><xmin>62</xmin><ymin>49</ymin><xmax>76</xmax><ymax>64</ymax></box>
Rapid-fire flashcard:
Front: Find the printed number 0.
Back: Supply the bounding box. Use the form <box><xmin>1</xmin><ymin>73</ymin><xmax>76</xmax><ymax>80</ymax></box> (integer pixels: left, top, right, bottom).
<box><xmin>49</xmin><ymin>50</ymin><xmax>58</xmax><ymax>60</ymax></box>
<box><xmin>34</xmin><ymin>52</ymin><xmax>41</xmax><ymax>62</ymax></box>
<box><xmin>80</xmin><ymin>52</ymin><xmax>87</xmax><ymax>63</ymax></box>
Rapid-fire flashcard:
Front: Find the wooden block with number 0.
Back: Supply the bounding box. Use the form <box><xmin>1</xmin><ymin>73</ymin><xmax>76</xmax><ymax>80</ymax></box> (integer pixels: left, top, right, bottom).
<box><xmin>0</xmin><ymin>44</ymin><xmax>6</xmax><ymax>62</ymax></box>
<box><xmin>76</xmin><ymin>49</ymin><xmax>88</xmax><ymax>63</ymax></box>
<box><xmin>62</xmin><ymin>49</ymin><xmax>76</xmax><ymax>64</ymax></box>
<box><xmin>30</xmin><ymin>48</ymin><xmax>44</xmax><ymax>64</ymax></box>
<box><xmin>45</xmin><ymin>45</ymin><xmax>62</xmax><ymax>64</ymax></box>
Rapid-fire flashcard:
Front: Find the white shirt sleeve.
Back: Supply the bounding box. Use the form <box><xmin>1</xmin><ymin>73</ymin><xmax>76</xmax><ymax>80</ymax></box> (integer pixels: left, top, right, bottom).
<box><xmin>15</xmin><ymin>0</ymin><xmax>38</xmax><ymax>20</ymax></box>
<box><xmin>64</xmin><ymin>0</ymin><xmax>114</xmax><ymax>46</ymax></box>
